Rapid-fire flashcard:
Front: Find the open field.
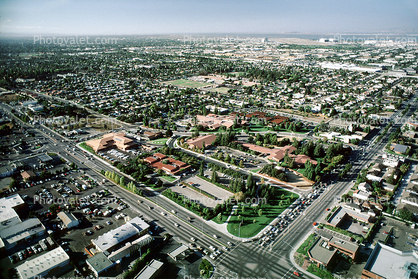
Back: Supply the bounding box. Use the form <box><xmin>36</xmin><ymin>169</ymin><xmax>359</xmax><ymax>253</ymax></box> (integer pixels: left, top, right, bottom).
<box><xmin>164</xmin><ymin>79</ymin><xmax>208</xmax><ymax>88</ymax></box>
<box><xmin>208</xmin><ymin>87</ymin><xmax>230</xmax><ymax>94</ymax></box>
<box><xmin>0</xmin><ymin>93</ymin><xmax>19</xmax><ymax>103</ymax></box>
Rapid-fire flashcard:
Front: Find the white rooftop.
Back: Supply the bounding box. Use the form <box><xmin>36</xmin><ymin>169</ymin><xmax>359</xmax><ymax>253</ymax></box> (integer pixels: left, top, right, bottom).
<box><xmin>364</xmin><ymin>243</ymin><xmax>418</xmax><ymax>279</ymax></box>
<box><xmin>0</xmin><ymin>194</ymin><xmax>24</xmax><ymax>227</ymax></box>
<box><xmin>92</xmin><ymin>217</ymin><xmax>149</xmax><ymax>253</ymax></box>
<box><xmin>16</xmin><ymin>246</ymin><xmax>70</xmax><ymax>279</ymax></box>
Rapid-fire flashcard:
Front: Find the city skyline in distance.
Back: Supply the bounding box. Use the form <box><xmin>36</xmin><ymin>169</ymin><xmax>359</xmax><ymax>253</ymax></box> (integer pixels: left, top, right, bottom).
<box><xmin>1</xmin><ymin>0</ymin><xmax>418</xmax><ymax>36</ymax></box>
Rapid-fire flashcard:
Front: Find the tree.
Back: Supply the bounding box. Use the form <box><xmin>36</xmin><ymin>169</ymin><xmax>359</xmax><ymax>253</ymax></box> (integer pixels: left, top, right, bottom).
<box><xmin>120</xmin><ymin>176</ymin><xmax>126</xmax><ymax>187</ymax></box>
<box><xmin>400</xmin><ymin>164</ymin><xmax>409</xmax><ymax>174</ymax></box>
<box><xmin>199</xmin><ymin>163</ymin><xmax>204</xmax><ymax>176</ymax></box>
<box><xmin>398</xmin><ymin>208</ymin><xmax>414</xmax><ymax>221</ymax></box>
<box><xmin>292</xmin><ymin>137</ymin><xmax>300</xmax><ymax>148</ymax></box>
<box><xmin>165</xmin><ymin>128</ymin><xmax>173</xmax><ymax>138</ymax></box>
<box><xmin>216</xmin><ymin>213</ymin><xmax>222</xmax><ymax>223</ymax></box>
<box><xmin>211</xmin><ymin>171</ymin><xmax>218</xmax><ymax>183</ymax></box>
<box><xmin>258</xmin><ymin>208</ymin><xmax>263</xmax><ymax>217</ymax></box>
<box><xmin>239</xmin><ymin>160</ymin><xmax>244</xmax><ymax>168</ymax></box>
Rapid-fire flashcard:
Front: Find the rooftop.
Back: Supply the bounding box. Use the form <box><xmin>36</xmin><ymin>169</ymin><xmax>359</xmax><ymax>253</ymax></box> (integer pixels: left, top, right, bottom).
<box><xmin>16</xmin><ymin>246</ymin><xmax>70</xmax><ymax>279</ymax></box>
<box><xmin>308</xmin><ymin>237</ymin><xmax>337</xmax><ymax>266</ymax></box>
<box><xmin>364</xmin><ymin>243</ymin><xmax>418</xmax><ymax>279</ymax></box>
<box><xmin>92</xmin><ymin>217</ymin><xmax>149</xmax><ymax>253</ymax></box>
<box><xmin>134</xmin><ymin>259</ymin><xmax>164</xmax><ymax>279</ymax></box>
<box><xmin>86</xmin><ymin>252</ymin><xmax>114</xmax><ymax>274</ymax></box>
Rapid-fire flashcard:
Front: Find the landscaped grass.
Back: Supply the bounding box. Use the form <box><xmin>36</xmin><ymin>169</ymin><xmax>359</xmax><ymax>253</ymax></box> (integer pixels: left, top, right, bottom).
<box><xmin>213</xmin><ymin>208</ymin><xmax>232</xmax><ymax>224</ymax></box>
<box><xmin>160</xmin><ymin>175</ymin><xmax>176</xmax><ymax>182</ymax></box>
<box><xmin>296</xmin><ymin>233</ymin><xmax>318</xmax><ymax>256</ymax></box>
<box><xmin>306</xmin><ymin>264</ymin><xmax>335</xmax><ymax>279</ymax></box>
<box><xmin>249</xmin><ymin>124</ymin><xmax>270</xmax><ymax>132</ymax></box>
<box><xmin>80</xmin><ymin>142</ymin><xmax>95</xmax><ymax>154</ymax></box>
<box><xmin>148</xmin><ymin>138</ymin><xmax>169</xmax><ymax>145</ymax></box>
<box><xmin>166</xmin><ymin>79</ymin><xmax>208</xmax><ymax>88</ymax></box>
<box><xmin>227</xmin><ymin>189</ymin><xmax>299</xmax><ymax>238</ymax></box>
<box><xmin>250</xmin><ymin>168</ymin><xmax>261</xmax><ymax>173</ymax></box>
<box><xmin>296</xmin><ymin>167</ymin><xmax>306</xmax><ymax>176</ymax></box>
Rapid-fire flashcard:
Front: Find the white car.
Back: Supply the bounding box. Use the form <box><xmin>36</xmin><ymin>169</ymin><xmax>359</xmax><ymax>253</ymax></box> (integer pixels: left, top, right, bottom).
<box><xmin>213</xmin><ymin>234</ymin><xmax>218</xmax><ymax>239</ymax></box>
<box><xmin>190</xmin><ymin>237</ymin><xmax>196</xmax><ymax>242</ymax></box>
<box><xmin>161</xmin><ymin>212</ymin><xmax>166</xmax><ymax>216</ymax></box>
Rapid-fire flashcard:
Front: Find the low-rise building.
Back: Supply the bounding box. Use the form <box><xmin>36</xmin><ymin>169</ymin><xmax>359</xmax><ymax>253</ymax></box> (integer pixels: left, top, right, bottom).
<box><xmin>57</xmin><ymin>211</ymin><xmax>80</xmax><ymax>229</ymax></box>
<box><xmin>16</xmin><ymin>246</ymin><xmax>71</xmax><ymax>279</ymax></box>
<box><xmin>86</xmin><ymin>252</ymin><xmax>114</xmax><ymax>277</ymax></box>
<box><xmin>134</xmin><ymin>259</ymin><xmax>164</xmax><ymax>279</ymax></box>
<box><xmin>187</xmin><ymin>134</ymin><xmax>217</xmax><ymax>149</ymax></box>
<box><xmin>362</xmin><ymin>243</ymin><xmax>418</xmax><ymax>279</ymax></box>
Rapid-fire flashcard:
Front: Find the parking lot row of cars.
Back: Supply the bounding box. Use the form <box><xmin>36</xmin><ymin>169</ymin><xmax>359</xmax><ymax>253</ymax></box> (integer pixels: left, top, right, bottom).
<box><xmin>9</xmin><ymin>237</ymin><xmax>55</xmax><ymax>264</ymax></box>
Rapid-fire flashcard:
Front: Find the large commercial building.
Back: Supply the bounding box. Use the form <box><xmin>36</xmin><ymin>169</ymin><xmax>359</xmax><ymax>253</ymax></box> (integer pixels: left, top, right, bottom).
<box><xmin>362</xmin><ymin>243</ymin><xmax>418</xmax><ymax>279</ymax></box>
<box><xmin>85</xmin><ymin>132</ymin><xmax>137</xmax><ymax>152</ymax></box>
<box><xmin>91</xmin><ymin>217</ymin><xmax>150</xmax><ymax>255</ymax></box>
<box><xmin>87</xmin><ymin>217</ymin><xmax>153</xmax><ymax>276</ymax></box>
<box><xmin>0</xmin><ymin>194</ymin><xmax>45</xmax><ymax>252</ymax></box>
<box><xmin>15</xmin><ymin>246</ymin><xmax>71</xmax><ymax>279</ymax></box>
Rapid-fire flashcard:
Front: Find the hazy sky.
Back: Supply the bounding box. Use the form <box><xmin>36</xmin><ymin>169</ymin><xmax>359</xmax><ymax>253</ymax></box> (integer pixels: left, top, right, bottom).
<box><xmin>1</xmin><ymin>0</ymin><xmax>417</xmax><ymax>35</ymax></box>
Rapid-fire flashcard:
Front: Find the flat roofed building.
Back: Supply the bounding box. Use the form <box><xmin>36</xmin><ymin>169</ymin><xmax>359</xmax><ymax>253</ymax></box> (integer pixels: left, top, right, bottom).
<box><xmin>0</xmin><ymin>218</ymin><xmax>45</xmax><ymax>249</ymax></box>
<box><xmin>86</xmin><ymin>252</ymin><xmax>114</xmax><ymax>277</ymax></box>
<box><xmin>308</xmin><ymin>237</ymin><xmax>338</xmax><ymax>267</ymax></box>
<box><xmin>92</xmin><ymin>217</ymin><xmax>149</xmax><ymax>255</ymax></box>
<box><xmin>16</xmin><ymin>246</ymin><xmax>71</xmax><ymax>279</ymax></box>
<box><xmin>0</xmin><ymin>194</ymin><xmax>24</xmax><ymax>223</ymax></box>
<box><xmin>362</xmin><ymin>243</ymin><xmax>418</xmax><ymax>279</ymax></box>
<box><xmin>167</xmin><ymin>245</ymin><xmax>189</xmax><ymax>261</ymax></box>
<box><xmin>134</xmin><ymin>259</ymin><xmax>164</xmax><ymax>279</ymax></box>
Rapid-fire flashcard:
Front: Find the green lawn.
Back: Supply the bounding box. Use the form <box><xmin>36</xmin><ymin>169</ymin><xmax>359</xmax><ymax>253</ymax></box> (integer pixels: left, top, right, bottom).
<box><xmin>296</xmin><ymin>167</ymin><xmax>306</xmax><ymax>176</ymax></box>
<box><xmin>213</xmin><ymin>209</ymin><xmax>232</xmax><ymax>224</ymax></box>
<box><xmin>249</xmin><ymin>124</ymin><xmax>270</xmax><ymax>132</ymax></box>
<box><xmin>227</xmin><ymin>189</ymin><xmax>299</xmax><ymax>238</ymax></box>
<box><xmin>165</xmin><ymin>79</ymin><xmax>208</xmax><ymax>88</ymax></box>
<box><xmin>160</xmin><ymin>175</ymin><xmax>176</xmax><ymax>182</ymax></box>
<box><xmin>250</xmin><ymin>168</ymin><xmax>261</xmax><ymax>173</ymax></box>
<box><xmin>296</xmin><ymin>233</ymin><xmax>318</xmax><ymax>256</ymax></box>
<box><xmin>80</xmin><ymin>142</ymin><xmax>95</xmax><ymax>154</ymax></box>
<box><xmin>306</xmin><ymin>264</ymin><xmax>335</xmax><ymax>279</ymax></box>
<box><xmin>148</xmin><ymin>138</ymin><xmax>169</xmax><ymax>145</ymax></box>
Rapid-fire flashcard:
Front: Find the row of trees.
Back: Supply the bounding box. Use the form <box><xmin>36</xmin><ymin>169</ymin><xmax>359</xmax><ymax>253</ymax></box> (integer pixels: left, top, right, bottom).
<box><xmin>101</xmin><ymin>170</ymin><xmax>143</xmax><ymax>195</ymax></box>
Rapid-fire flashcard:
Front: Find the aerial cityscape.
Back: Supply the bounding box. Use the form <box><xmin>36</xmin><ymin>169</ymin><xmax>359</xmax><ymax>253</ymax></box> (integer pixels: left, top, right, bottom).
<box><xmin>1</xmin><ymin>1</ymin><xmax>418</xmax><ymax>279</ymax></box>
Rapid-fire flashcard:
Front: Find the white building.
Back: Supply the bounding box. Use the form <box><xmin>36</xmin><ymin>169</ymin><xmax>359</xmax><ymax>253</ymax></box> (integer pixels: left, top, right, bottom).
<box><xmin>92</xmin><ymin>217</ymin><xmax>150</xmax><ymax>255</ymax></box>
<box><xmin>16</xmin><ymin>246</ymin><xmax>71</xmax><ymax>279</ymax></box>
<box><xmin>57</xmin><ymin>211</ymin><xmax>79</xmax><ymax>229</ymax></box>
<box><xmin>353</xmin><ymin>190</ymin><xmax>371</xmax><ymax>201</ymax></box>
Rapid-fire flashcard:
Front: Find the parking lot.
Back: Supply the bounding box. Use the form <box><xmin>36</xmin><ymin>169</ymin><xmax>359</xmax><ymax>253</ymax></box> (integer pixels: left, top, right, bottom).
<box><xmin>171</xmin><ymin>183</ymin><xmax>222</xmax><ymax>209</ymax></box>
<box><xmin>185</xmin><ymin>176</ymin><xmax>234</xmax><ymax>202</ymax></box>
